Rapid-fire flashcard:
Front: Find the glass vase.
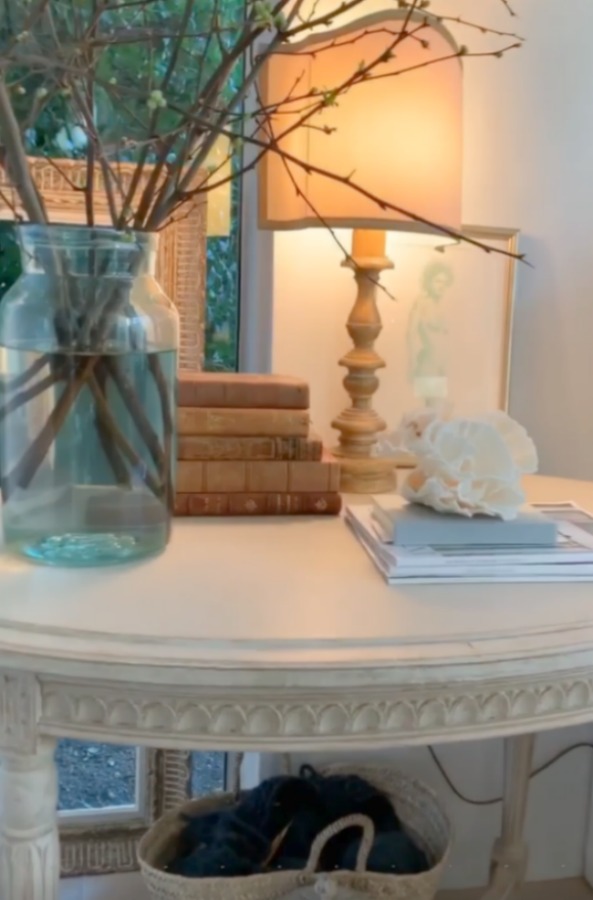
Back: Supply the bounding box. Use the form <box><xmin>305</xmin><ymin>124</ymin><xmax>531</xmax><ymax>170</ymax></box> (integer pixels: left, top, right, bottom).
<box><xmin>0</xmin><ymin>225</ymin><xmax>178</xmax><ymax>566</ymax></box>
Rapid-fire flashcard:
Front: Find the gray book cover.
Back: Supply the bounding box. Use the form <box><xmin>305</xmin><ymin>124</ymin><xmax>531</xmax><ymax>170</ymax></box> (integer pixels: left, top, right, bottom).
<box><xmin>371</xmin><ymin>498</ymin><xmax>558</xmax><ymax>547</ymax></box>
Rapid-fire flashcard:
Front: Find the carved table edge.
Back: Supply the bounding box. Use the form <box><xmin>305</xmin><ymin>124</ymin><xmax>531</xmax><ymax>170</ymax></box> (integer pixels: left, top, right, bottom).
<box><xmin>1</xmin><ymin>669</ymin><xmax>593</xmax><ymax>752</ymax></box>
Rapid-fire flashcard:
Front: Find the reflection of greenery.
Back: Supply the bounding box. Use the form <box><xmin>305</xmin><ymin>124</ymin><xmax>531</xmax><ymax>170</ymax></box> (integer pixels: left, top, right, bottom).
<box><xmin>1</xmin><ymin>0</ymin><xmax>244</xmax><ymax>372</ymax></box>
<box><xmin>8</xmin><ymin>0</ymin><xmax>246</xmax><ymax>163</ymax></box>
<box><xmin>0</xmin><ymin>226</ymin><xmax>19</xmax><ymax>295</ymax></box>
<box><xmin>206</xmin><ymin>234</ymin><xmax>239</xmax><ymax>372</ymax></box>
<box><xmin>205</xmin><ymin>179</ymin><xmax>241</xmax><ymax>372</ymax></box>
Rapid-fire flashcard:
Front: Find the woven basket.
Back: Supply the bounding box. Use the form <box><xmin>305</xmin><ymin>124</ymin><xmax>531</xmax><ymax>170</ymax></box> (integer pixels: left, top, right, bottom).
<box><xmin>138</xmin><ymin>764</ymin><xmax>451</xmax><ymax>900</ymax></box>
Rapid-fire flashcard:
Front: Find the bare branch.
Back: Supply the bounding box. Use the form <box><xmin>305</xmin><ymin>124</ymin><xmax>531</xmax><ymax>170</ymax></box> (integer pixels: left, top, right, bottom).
<box><xmin>499</xmin><ymin>0</ymin><xmax>517</xmax><ymax>16</ymax></box>
<box><xmin>0</xmin><ymin>80</ymin><xmax>47</xmax><ymax>222</ymax></box>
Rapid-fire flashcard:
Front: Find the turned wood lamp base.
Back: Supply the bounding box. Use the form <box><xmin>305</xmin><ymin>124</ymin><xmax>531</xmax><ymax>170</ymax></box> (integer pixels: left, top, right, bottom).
<box><xmin>332</xmin><ymin>228</ymin><xmax>397</xmax><ymax>494</ymax></box>
<box><xmin>337</xmin><ymin>457</ymin><xmax>397</xmax><ymax>494</ymax></box>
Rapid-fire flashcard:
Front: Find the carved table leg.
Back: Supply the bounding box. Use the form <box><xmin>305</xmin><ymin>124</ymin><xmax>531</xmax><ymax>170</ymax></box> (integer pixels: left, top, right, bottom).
<box><xmin>0</xmin><ymin>737</ymin><xmax>60</xmax><ymax>900</ymax></box>
<box><xmin>481</xmin><ymin>733</ymin><xmax>535</xmax><ymax>900</ymax></box>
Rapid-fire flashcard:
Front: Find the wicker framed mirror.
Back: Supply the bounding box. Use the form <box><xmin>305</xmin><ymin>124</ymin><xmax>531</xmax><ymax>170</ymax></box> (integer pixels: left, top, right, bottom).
<box><xmin>0</xmin><ymin>157</ymin><xmax>207</xmax><ymax>370</ymax></box>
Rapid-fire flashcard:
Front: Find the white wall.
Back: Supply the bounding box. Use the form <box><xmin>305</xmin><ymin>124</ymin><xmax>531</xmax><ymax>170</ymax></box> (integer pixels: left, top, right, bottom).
<box><xmin>270</xmin><ymin>0</ymin><xmax>593</xmax><ymax>888</ymax></box>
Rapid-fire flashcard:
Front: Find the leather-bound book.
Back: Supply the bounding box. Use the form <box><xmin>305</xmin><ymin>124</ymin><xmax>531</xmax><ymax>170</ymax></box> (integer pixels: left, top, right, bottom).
<box><xmin>178</xmin><ymin>372</ymin><xmax>309</xmax><ymax>409</ymax></box>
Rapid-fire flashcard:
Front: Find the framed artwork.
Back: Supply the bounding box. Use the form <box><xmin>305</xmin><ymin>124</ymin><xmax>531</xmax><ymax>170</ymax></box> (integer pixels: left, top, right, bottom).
<box><xmin>0</xmin><ymin>157</ymin><xmax>207</xmax><ymax>370</ymax></box>
<box><xmin>383</xmin><ymin>224</ymin><xmax>519</xmax><ymax>421</ymax></box>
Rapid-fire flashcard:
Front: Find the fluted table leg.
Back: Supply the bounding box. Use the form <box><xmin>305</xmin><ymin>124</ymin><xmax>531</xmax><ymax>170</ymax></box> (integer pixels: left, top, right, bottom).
<box><xmin>481</xmin><ymin>733</ymin><xmax>535</xmax><ymax>900</ymax></box>
<box><xmin>0</xmin><ymin>737</ymin><xmax>60</xmax><ymax>900</ymax></box>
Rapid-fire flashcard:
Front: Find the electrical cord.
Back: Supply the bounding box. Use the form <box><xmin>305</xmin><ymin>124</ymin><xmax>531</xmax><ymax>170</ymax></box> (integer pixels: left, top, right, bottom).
<box><xmin>428</xmin><ymin>742</ymin><xmax>593</xmax><ymax>806</ymax></box>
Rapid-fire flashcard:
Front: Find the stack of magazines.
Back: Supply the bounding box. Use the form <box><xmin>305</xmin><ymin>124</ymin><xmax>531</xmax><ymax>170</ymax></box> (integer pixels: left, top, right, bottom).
<box><xmin>345</xmin><ymin>499</ymin><xmax>593</xmax><ymax>584</ymax></box>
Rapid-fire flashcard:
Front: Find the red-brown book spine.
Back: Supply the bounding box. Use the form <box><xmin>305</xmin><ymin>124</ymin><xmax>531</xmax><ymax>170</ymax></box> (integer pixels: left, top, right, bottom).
<box><xmin>174</xmin><ymin>492</ymin><xmax>342</xmax><ymax>516</ymax></box>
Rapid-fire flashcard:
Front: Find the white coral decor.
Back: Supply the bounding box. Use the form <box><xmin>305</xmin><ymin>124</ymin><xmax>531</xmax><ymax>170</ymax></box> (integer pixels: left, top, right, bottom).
<box><xmin>399</xmin><ymin>411</ymin><xmax>538</xmax><ymax>520</ymax></box>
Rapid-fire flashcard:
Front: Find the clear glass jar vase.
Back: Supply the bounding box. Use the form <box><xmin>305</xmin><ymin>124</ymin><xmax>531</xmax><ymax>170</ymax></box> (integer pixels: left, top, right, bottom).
<box><xmin>0</xmin><ymin>225</ymin><xmax>178</xmax><ymax>566</ymax></box>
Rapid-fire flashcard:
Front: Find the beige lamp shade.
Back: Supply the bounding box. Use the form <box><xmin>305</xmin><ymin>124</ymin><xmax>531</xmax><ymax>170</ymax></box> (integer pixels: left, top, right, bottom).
<box><xmin>258</xmin><ymin>11</ymin><xmax>462</xmax><ymax>237</ymax></box>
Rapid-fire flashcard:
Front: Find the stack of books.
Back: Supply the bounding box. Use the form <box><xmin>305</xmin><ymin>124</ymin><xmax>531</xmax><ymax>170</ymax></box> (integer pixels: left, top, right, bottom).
<box><xmin>175</xmin><ymin>372</ymin><xmax>342</xmax><ymax>516</ymax></box>
<box><xmin>345</xmin><ymin>496</ymin><xmax>593</xmax><ymax>583</ymax></box>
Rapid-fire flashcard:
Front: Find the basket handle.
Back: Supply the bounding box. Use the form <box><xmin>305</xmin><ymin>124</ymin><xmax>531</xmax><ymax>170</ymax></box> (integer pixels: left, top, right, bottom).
<box><xmin>304</xmin><ymin>814</ymin><xmax>375</xmax><ymax>875</ymax></box>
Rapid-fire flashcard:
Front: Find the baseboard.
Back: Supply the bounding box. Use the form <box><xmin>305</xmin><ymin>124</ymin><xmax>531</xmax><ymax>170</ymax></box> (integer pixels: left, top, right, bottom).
<box><xmin>64</xmin><ymin>873</ymin><xmax>592</xmax><ymax>900</ymax></box>
<box><xmin>438</xmin><ymin>878</ymin><xmax>593</xmax><ymax>899</ymax></box>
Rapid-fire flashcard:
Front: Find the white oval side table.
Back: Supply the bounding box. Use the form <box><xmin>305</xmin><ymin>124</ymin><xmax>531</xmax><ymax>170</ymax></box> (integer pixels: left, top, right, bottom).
<box><xmin>1</xmin><ymin>475</ymin><xmax>593</xmax><ymax>900</ymax></box>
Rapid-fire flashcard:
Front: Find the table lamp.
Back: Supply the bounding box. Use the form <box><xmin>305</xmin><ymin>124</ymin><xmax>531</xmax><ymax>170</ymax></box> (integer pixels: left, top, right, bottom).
<box><xmin>258</xmin><ymin>10</ymin><xmax>462</xmax><ymax>492</ymax></box>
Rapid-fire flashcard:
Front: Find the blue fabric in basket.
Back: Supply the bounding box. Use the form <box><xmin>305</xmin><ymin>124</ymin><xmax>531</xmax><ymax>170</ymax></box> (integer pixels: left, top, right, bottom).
<box><xmin>166</xmin><ymin>766</ymin><xmax>428</xmax><ymax>879</ymax></box>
